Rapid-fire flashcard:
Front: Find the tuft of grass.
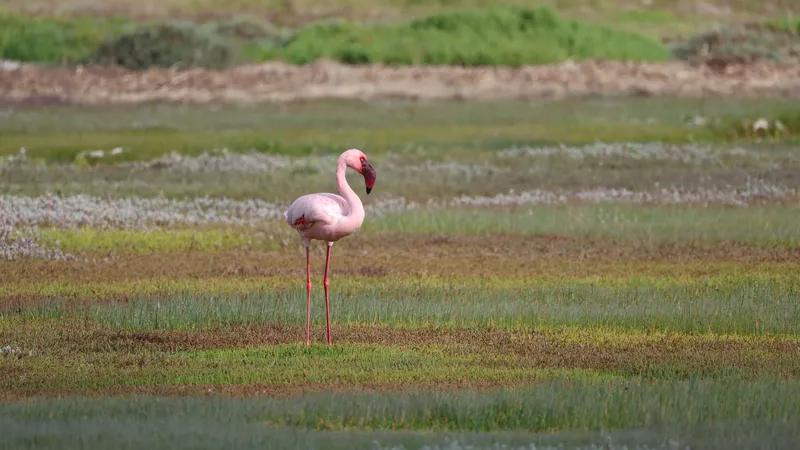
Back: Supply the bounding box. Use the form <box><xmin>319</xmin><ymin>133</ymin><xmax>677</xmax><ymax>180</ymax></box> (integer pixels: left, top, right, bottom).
<box><xmin>273</xmin><ymin>6</ymin><xmax>671</xmax><ymax>66</ymax></box>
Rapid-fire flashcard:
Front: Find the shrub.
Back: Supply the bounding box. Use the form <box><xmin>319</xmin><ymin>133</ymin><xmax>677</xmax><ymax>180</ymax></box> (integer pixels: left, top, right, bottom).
<box><xmin>274</xmin><ymin>6</ymin><xmax>671</xmax><ymax>66</ymax></box>
<box><xmin>86</xmin><ymin>21</ymin><xmax>238</xmax><ymax>70</ymax></box>
<box><xmin>0</xmin><ymin>13</ymin><xmax>126</xmax><ymax>63</ymax></box>
<box><xmin>671</xmin><ymin>24</ymin><xmax>800</xmax><ymax>65</ymax></box>
<box><xmin>207</xmin><ymin>15</ymin><xmax>291</xmax><ymax>43</ymax></box>
<box><xmin>205</xmin><ymin>15</ymin><xmax>293</xmax><ymax>62</ymax></box>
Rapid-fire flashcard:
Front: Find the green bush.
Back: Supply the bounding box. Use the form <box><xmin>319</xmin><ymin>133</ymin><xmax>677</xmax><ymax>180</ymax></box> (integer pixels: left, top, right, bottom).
<box><xmin>0</xmin><ymin>13</ymin><xmax>127</xmax><ymax>63</ymax></box>
<box><xmin>274</xmin><ymin>6</ymin><xmax>671</xmax><ymax>66</ymax></box>
<box><xmin>86</xmin><ymin>22</ymin><xmax>238</xmax><ymax>70</ymax></box>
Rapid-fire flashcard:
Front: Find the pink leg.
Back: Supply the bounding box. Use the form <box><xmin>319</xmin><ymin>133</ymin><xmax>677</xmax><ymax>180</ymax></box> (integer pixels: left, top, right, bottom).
<box><xmin>324</xmin><ymin>243</ymin><xmax>333</xmax><ymax>346</ymax></box>
<box><xmin>305</xmin><ymin>245</ymin><xmax>312</xmax><ymax>346</ymax></box>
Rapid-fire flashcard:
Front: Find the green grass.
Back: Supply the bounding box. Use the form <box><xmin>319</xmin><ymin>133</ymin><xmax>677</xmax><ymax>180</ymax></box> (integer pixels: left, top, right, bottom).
<box><xmin>8</xmin><ymin>275</ymin><xmax>798</xmax><ymax>334</ymax></box>
<box><xmin>2</xmin><ymin>0</ymin><xmax>796</xmax><ymax>39</ymax></box>
<box><xmin>271</xmin><ymin>7</ymin><xmax>670</xmax><ymax>66</ymax></box>
<box><xmin>3</xmin><ymin>379</ymin><xmax>799</xmax><ymax>430</ymax></box>
<box><xmin>0</xmin><ymin>6</ymin><xmax>670</xmax><ymax>67</ymax></box>
<box><xmin>39</xmin><ymin>228</ymin><xmax>286</xmax><ymax>254</ymax></box>
<box><xmin>767</xmin><ymin>15</ymin><xmax>800</xmax><ymax>34</ymax></box>
<box><xmin>2</xmin><ymin>97</ymin><xmax>799</xmax><ymax>167</ymax></box>
<box><xmin>370</xmin><ymin>206</ymin><xmax>800</xmax><ymax>244</ymax></box>
<box><xmin>0</xmin><ymin>13</ymin><xmax>128</xmax><ymax>63</ymax></box>
<box><xmin>26</xmin><ymin>204</ymin><xmax>800</xmax><ymax>255</ymax></box>
<box><xmin>1</xmin><ymin>380</ymin><xmax>799</xmax><ymax>449</ymax></box>
<box><xmin>2</xmin><ymin>342</ymin><xmax>565</xmax><ymax>390</ymax></box>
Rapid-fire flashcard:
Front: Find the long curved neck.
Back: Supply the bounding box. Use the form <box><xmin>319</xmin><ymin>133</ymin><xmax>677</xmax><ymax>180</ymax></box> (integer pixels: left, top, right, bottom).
<box><xmin>336</xmin><ymin>159</ymin><xmax>365</xmax><ymax>230</ymax></box>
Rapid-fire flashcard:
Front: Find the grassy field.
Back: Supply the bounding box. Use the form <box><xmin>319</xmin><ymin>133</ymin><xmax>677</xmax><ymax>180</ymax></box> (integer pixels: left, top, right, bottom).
<box><xmin>1</xmin><ymin>93</ymin><xmax>799</xmax><ymax>449</ymax></box>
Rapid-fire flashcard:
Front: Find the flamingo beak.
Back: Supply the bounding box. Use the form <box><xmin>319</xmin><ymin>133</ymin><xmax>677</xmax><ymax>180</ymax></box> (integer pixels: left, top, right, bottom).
<box><xmin>362</xmin><ymin>161</ymin><xmax>376</xmax><ymax>195</ymax></box>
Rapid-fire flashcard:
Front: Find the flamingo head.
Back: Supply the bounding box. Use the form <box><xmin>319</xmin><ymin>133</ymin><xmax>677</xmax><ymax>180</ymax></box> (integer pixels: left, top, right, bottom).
<box><xmin>343</xmin><ymin>149</ymin><xmax>377</xmax><ymax>195</ymax></box>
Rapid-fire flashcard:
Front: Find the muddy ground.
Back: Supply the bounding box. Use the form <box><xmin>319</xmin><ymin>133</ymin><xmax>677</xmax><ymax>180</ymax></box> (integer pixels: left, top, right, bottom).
<box><xmin>2</xmin><ymin>59</ymin><xmax>800</xmax><ymax>105</ymax></box>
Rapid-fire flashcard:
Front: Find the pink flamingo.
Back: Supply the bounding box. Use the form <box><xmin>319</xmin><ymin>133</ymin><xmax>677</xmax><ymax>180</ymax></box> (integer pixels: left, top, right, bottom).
<box><xmin>284</xmin><ymin>149</ymin><xmax>377</xmax><ymax>346</ymax></box>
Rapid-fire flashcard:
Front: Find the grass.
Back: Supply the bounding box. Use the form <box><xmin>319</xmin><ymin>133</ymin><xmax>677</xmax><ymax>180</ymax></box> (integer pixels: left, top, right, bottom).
<box><xmin>19</xmin><ymin>204</ymin><xmax>800</xmax><ymax>256</ymax></box>
<box><xmin>5</xmin><ymin>273</ymin><xmax>799</xmax><ymax>334</ymax></box>
<box><xmin>369</xmin><ymin>206</ymin><xmax>800</xmax><ymax>244</ymax></box>
<box><xmin>0</xmin><ymin>6</ymin><xmax>670</xmax><ymax>67</ymax></box>
<box><xmin>1</xmin><ymin>5</ymin><xmax>797</xmax><ymax>68</ymax></box>
<box><xmin>3</xmin><ymin>379</ymin><xmax>800</xmax><ymax>429</ymax></box>
<box><xmin>2</xmin><ymin>380</ymin><xmax>799</xmax><ymax>449</ymax></box>
<box><xmin>0</xmin><ymin>13</ymin><xmax>128</xmax><ymax>63</ymax></box>
<box><xmin>2</xmin><ymin>97</ymin><xmax>799</xmax><ymax>168</ymax></box>
<box><xmin>39</xmin><ymin>228</ymin><xmax>286</xmax><ymax>254</ymax></box>
<box><xmin>3</xmin><ymin>0</ymin><xmax>797</xmax><ymax>38</ymax></box>
<box><xmin>271</xmin><ymin>7</ymin><xmax>670</xmax><ymax>66</ymax></box>
<box><xmin>2</xmin><ymin>96</ymin><xmax>800</xmax><ymax>447</ymax></box>
<box><xmin>768</xmin><ymin>15</ymin><xmax>800</xmax><ymax>34</ymax></box>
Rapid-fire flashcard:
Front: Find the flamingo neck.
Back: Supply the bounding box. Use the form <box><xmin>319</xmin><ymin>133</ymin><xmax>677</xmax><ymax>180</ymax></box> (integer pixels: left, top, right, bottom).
<box><xmin>335</xmin><ymin>158</ymin><xmax>365</xmax><ymax>230</ymax></box>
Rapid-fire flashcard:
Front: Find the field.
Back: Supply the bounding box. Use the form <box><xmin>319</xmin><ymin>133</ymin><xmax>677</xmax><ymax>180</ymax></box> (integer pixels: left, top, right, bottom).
<box><xmin>2</xmin><ymin>1</ymin><xmax>800</xmax><ymax>449</ymax></box>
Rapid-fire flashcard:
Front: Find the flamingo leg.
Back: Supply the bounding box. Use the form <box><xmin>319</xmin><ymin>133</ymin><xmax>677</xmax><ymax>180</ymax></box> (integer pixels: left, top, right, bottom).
<box><xmin>305</xmin><ymin>245</ymin><xmax>312</xmax><ymax>346</ymax></box>
<box><xmin>324</xmin><ymin>243</ymin><xmax>333</xmax><ymax>346</ymax></box>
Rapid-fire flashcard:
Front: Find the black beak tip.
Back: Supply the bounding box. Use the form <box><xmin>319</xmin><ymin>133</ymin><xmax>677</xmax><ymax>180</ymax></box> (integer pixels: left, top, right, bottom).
<box><xmin>366</xmin><ymin>187</ymin><xmax>372</xmax><ymax>195</ymax></box>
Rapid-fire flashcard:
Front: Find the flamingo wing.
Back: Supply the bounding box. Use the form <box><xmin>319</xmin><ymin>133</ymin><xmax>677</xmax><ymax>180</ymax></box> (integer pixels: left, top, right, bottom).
<box><xmin>284</xmin><ymin>193</ymin><xmax>348</xmax><ymax>231</ymax></box>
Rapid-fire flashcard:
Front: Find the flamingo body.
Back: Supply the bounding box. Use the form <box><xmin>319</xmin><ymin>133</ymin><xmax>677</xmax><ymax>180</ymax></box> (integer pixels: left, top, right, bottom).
<box><xmin>284</xmin><ymin>193</ymin><xmax>356</xmax><ymax>243</ymax></box>
<box><xmin>284</xmin><ymin>149</ymin><xmax>377</xmax><ymax>346</ymax></box>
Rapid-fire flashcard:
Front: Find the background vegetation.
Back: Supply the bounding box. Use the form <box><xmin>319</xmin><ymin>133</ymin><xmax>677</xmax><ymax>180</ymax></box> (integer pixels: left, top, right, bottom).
<box><xmin>1</xmin><ymin>4</ymin><xmax>799</xmax><ymax>69</ymax></box>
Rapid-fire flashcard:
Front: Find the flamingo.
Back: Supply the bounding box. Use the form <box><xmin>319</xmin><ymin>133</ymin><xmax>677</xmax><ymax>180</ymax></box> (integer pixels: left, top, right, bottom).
<box><xmin>284</xmin><ymin>149</ymin><xmax>377</xmax><ymax>346</ymax></box>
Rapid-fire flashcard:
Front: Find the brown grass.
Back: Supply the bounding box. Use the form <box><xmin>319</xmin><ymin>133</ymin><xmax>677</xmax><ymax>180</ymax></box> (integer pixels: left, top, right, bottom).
<box><xmin>1</xmin><ymin>233</ymin><xmax>798</xmax><ymax>288</ymax></box>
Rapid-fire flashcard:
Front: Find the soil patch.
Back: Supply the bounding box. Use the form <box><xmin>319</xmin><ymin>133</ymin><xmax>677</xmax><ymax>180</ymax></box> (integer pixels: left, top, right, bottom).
<box><xmin>2</xmin><ymin>59</ymin><xmax>800</xmax><ymax>105</ymax></box>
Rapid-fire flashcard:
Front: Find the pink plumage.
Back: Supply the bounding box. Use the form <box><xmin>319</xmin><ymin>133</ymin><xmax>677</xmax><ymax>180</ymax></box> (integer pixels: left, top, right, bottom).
<box><xmin>284</xmin><ymin>149</ymin><xmax>377</xmax><ymax>346</ymax></box>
